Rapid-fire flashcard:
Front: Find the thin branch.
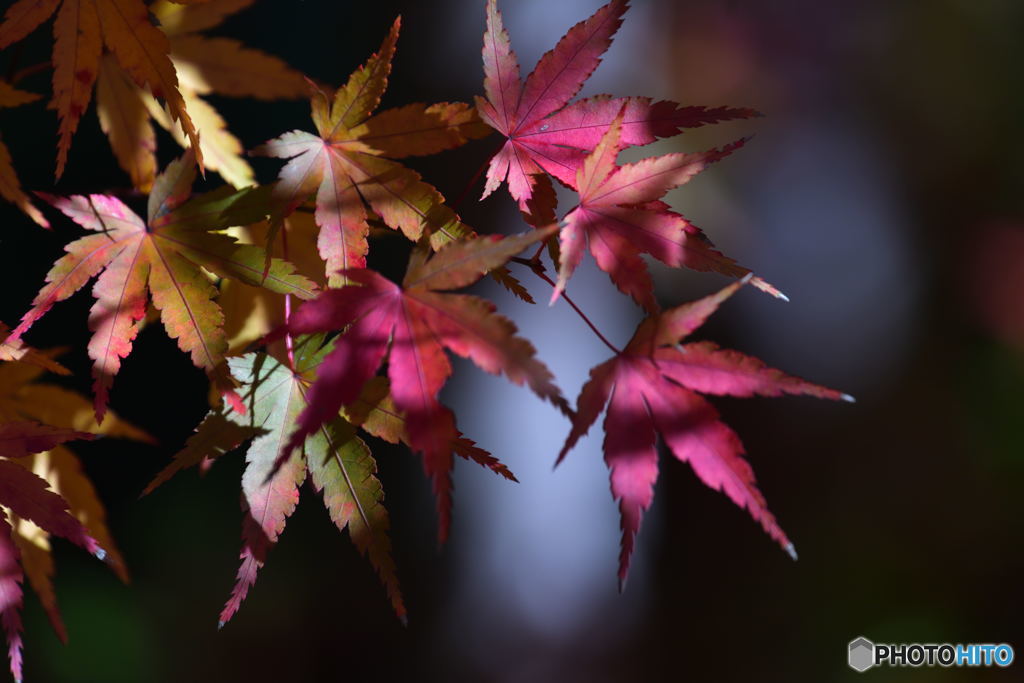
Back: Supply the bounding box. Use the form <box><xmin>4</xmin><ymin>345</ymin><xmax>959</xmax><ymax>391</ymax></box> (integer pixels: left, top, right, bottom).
<box><xmin>510</xmin><ymin>257</ymin><xmax>620</xmax><ymax>354</ymax></box>
<box><xmin>527</xmin><ymin>238</ymin><xmax>547</xmax><ymax>264</ymax></box>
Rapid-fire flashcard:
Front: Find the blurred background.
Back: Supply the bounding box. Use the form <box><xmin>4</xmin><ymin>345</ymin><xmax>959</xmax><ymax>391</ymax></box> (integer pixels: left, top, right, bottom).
<box><xmin>2</xmin><ymin>0</ymin><xmax>1023</xmax><ymax>681</ymax></box>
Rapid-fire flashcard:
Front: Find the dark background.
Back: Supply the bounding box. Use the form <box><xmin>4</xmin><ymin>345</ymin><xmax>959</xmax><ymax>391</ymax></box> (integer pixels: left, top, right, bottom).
<box><xmin>2</xmin><ymin>0</ymin><xmax>1023</xmax><ymax>681</ymax></box>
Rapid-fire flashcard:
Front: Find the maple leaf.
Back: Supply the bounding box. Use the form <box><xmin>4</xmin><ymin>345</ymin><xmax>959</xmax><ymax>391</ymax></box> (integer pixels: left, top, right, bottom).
<box><xmin>256</xmin><ymin>17</ymin><xmax>492</xmax><ymax>286</ymax></box>
<box><xmin>0</xmin><ymin>344</ymin><xmax>151</xmax><ymax>621</ymax></box>
<box><xmin>280</xmin><ymin>230</ymin><xmax>569</xmax><ymax>540</ymax></box>
<box><xmin>144</xmin><ymin>340</ymin><xmax>404</xmax><ymax>627</ymax></box>
<box><xmin>96</xmin><ymin>0</ymin><xmax>308</xmax><ymax>190</ymax></box>
<box><xmin>0</xmin><ymin>345</ymin><xmax>151</xmax><ymax>447</ymax></box>
<box><xmin>94</xmin><ymin>53</ymin><xmax>158</xmax><ymax>192</ymax></box>
<box><xmin>0</xmin><ymin>82</ymin><xmax>48</xmax><ymax>227</ymax></box>
<box><xmin>0</xmin><ymin>454</ymin><xmax>99</xmax><ymax>683</ymax></box>
<box><xmin>476</xmin><ymin>0</ymin><xmax>757</xmax><ymax>210</ymax></box>
<box><xmin>0</xmin><ymin>346</ymin><xmax>150</xmax><ymax>681</ymax></box>
<box><xmin>554</xmin><ymin>107</ymin><xmax>783</xmax><ymax>312</ymax></box>
<box><xmin>7</xmin><ymin>151</ymin><xmax>318</xmax><ymax>421</ymax></box>
<box><xmin>558</xmin><ymin>278</ymin><xmax>853</xmax><ymax>586</ymax></box>
<box><xmin>0</xmin><ymin>0</ymin><xmax>203</xmax><ymax>179</ymax></box>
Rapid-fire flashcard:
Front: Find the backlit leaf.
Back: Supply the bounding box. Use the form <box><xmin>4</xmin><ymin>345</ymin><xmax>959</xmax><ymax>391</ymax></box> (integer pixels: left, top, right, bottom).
<box><xmin>560</xmin><ymin>280</ymin><xmax>851</xmax><ymax>584</ymax></box>
<box><xmin>8</xmin><ymin>152</ymin><xmax>317</xmax><ymax>420</ymax></box>
<box><xmin>283</xmin><ymin>230</ymin><xmax>566</xmax><ymax>540</ymax></box>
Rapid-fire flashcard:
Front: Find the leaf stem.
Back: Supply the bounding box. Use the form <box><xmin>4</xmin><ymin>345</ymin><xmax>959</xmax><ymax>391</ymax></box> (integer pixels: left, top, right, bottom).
<box><xmin>450</xmin><ymin>139</ymin><xmax>504</xmax><ymax>213</ymax></box>
<box><xmin>510</xmin><ymin>257</ymin><xmax>620</xmax><ymax>354</ymax></box>
<box><xmin>280</xmin><ymin>222</ymin><xmax>297</xmax><ymax>372</ymax></box>
<box><xmin>527</xmin><ymin>239</ymin><xmax>547</xmax><ymax>264</ymax></box>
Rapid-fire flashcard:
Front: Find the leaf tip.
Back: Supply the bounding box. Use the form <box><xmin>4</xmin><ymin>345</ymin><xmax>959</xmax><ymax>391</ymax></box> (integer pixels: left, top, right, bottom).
<box><xmin>840</xmin><ymin>393</ymin><xmax>856</xmax><ymax>404</ymax></box>
<box><xmin>553</xmin><ymin>447</ymin><xmax>569</xmax><ymax>469</ymax></box>
<box><xmin>217</xmin><ymin>620</ymin><xmax>225</xmax><ymax>631</ymax></box>
<box><xmin>94</xmin><ymin>547</ymin><xmax>107</xmax><ymax>562</ymax></box>
<box><xmin>785</xmin><ymin>542</ymin><xmax>798</xmax><ymax>561</ymax></box>
<box><xmin>547</xmin><ymin>288</ymin><xmax>561</xmax><ymax>308</ymax></box>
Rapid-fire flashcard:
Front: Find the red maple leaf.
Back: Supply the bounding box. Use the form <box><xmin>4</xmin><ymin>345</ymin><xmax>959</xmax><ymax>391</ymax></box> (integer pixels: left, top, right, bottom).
<box><xmin>554</xmin><ymin>107</ymin><xmax>783</xmax><ymax>312</ymax></box>
<box><xmin>280</xmin><ymin>229</ymin><xmax>569</xmax><ymax>540</ymax></box>
<box><xmin>475</xmin><ymin>0</ymin><xmax>756</xmax><ymax>211</ymax></box>
<box><xmin>559</xmin><ymin>277</ymin><xmax>853</xmax><ymax>585</ymax></box>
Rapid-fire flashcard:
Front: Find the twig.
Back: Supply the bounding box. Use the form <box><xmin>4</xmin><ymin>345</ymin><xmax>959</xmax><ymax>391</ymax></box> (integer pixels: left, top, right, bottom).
<box><xmin>510</xmin><ymin>257</ymin><xmax>620</xmax><ymax>354</ymax></box>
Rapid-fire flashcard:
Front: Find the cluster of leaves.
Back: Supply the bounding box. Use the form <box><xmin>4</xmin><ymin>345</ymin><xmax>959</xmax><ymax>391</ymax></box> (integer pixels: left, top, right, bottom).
<box><xmin>0</xmin><ymin>325</ymin><xmax>149</xmax><ymax>682</ymax></box>
<box><xmin>0</xmin><ymin>0</ymin><xmax>849</xmax><ymax>680</ymax></box>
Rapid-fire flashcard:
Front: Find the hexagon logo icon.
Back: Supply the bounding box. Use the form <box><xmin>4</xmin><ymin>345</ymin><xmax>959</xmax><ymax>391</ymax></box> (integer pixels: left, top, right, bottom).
<box><xmin>849</xmin><ymin>637</ymin><xmax>875</xmax><ymax>672</ymax></box>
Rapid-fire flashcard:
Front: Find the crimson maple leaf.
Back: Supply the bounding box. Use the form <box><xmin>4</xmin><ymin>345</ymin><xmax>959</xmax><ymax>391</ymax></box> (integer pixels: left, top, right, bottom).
<box><xmin>257</xmin><ymin>17</ymin><xmax>492</xmax><ymax>286</ymax></box>
<box><xmin>475</xmin><ymin>0</ymin><xmax>756</xmax><ymax>211</ymax></box>
<box><xmin>280</xmin><ymin>229</ymin><xmax>569</xmax><ymax>540</ymax></box>
<box><xmin>7</xmin><ymin>151</ymin><xmax>317</xmax><ymax>421</ymax></box>
<box><xmin>559</xmin><ymin>277</ymin><xmax>853</xmax><ymax>585</ymax></box>
<box><xmin>554</xmin><ymin>107</ymin><xmax>783</xmax><ymax>312</ymax></box>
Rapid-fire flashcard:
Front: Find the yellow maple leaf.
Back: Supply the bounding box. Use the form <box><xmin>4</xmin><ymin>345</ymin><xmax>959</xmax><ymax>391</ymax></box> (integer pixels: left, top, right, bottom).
<box><xmin>0</xmin><ymin>0</ymin><xmax>203</xmax><ymax>179</ymax></box>
<box><xmin>94</xmin><ymin>0</ymin><xmax>307</xmax><ymax>190</ymax></box>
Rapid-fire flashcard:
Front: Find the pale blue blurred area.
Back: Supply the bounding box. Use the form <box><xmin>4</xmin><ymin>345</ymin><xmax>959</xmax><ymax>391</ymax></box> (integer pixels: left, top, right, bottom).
<box><xmin>443</xmin><ymin>259</ymin><xmax>647</xmax><ymax>681</ymax></box>
<box><xmin>438</xmin><ymin>2</ymin><xmax>657</xmax><ymax>678</ymax></box>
